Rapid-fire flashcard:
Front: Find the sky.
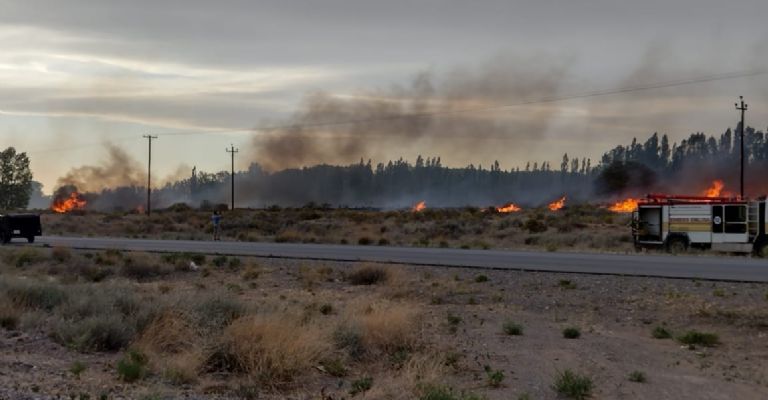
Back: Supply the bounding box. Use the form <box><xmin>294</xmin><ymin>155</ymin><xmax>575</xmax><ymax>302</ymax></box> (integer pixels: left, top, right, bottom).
<box><xmin>1</xmin><ymin>0</ymin><xmax>767</xmax><ymax>194</ymax></box>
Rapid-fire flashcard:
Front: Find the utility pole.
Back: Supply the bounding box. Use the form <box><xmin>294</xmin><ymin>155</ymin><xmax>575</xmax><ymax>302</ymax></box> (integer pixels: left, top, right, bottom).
<box><xmin>735</xmin><ymin>96</ymin><xmax>748</xmax><ymax>199</ymax></box>
<box><xmin>226</xmin><ymin>144</ymin><xmax>239</xmax><ymax>210</ymax></box>
<box><xmin>143</xmin><ymin>135</ymin><xmax>158</xmax><ymax>216</ymax></box>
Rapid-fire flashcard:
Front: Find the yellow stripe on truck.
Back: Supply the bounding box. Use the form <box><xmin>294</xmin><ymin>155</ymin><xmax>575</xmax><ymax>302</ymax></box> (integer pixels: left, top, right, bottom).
<box><xmin>669</xmin><ymin>223</ymin><xmax>711</xmax><ymax>232</ymax></box>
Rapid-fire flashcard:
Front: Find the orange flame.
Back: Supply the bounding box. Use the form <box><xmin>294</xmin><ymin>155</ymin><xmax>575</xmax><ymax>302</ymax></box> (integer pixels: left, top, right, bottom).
<box><xmin>547</xmin><ymin>196</ymin><xmax>566</xmax><ymax>211</ymax></box>
<box><xmin>608</xmin><ymin>198</ymin><xmax>639</xmax><ymax>213</ymax></box>
<box><xmin>496</xmin><ymin>202</ymin><xmax>522</xmax><ymax>213</ymax></box>
<box><xmin>701</xmin><ymin>180</ymin><xmax>725</xmax><ymax>198</ymax></box>
<box><xmin>51</xmin><ymin>192</ymin><xmax>87</xmax><ymax>213</ymax></box>
<box><xmin>412</xmin><ymin>200</ymin><xmax>426</xmax><ymax>212</ymax></box>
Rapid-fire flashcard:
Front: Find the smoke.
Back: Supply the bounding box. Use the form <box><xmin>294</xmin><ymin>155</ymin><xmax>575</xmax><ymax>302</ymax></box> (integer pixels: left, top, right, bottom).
<box><xmin>250</xmin><ymin>54</ymin><xmax>571</xmax><ymax>171</ymax></box>
<box><xmin>57</xmin><ymin>144</ymin><xmax>146</xmax><ymax>192</ymax></box>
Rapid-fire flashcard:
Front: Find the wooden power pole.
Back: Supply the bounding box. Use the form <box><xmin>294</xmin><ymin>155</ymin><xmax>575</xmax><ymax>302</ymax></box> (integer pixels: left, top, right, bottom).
<box><xmin>143</xmin><ymin>134</ymin><xmax>158</xmax><ymax>215</ymax></box>
<box><xmin>226</xmin><ymin>144</ymin><xmax>239</xmax><ymax>210</ymax></box>
<box><xmin>735</xmin><ymin>96</ymin><xmax>748</xmax><ymax>199</ymax></box>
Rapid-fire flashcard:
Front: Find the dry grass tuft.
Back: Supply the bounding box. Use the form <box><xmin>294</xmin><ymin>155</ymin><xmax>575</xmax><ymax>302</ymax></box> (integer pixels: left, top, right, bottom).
<box><xmin>348</xmin><ymin>264</ymin><xmax>390</xmax><ymax>285</ymax></box>
<box><xmin>135</xmin><ymin>311</ymin><xmax>196</xmax><ymax>355</ymax></box>
<box><xmin>357</xmin><ymin>302</ymin><xmax>421</xmax><ymax>353</ymax></box>
<box><xmin>224</xmin><ymin>314</ymin><xmax>332</xmax><ymax>384</ymax></box>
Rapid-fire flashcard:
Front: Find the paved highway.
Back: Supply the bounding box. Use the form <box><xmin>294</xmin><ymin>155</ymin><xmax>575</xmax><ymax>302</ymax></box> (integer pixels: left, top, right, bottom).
<box><xmin>30</xmin><ymin>236</ymin><xmax>768</xmax><ymax>282</ymax></box>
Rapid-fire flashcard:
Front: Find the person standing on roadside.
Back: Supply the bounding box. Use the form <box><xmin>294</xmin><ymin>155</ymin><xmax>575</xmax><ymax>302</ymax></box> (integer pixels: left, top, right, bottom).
<box><xmin>212</xmin><ymin>210</ymin><xmax>222</xmax><ymax>241</ymax></box>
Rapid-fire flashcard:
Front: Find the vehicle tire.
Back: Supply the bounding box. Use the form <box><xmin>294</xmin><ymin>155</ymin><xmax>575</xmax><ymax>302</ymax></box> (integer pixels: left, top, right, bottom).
<box><xmin>27</xmin><ymin>236</ymin><xmax>35</xmax><ymax>244</ymax></box>
<box><xmin>666</xmin><ymin>237</ymin><xmax>688</xmax><ymax>254</ymax></box>
<box><xmin>755</xmin><ymin>241</ymin><xmax>768</xmax><ymax>258</ymax></box>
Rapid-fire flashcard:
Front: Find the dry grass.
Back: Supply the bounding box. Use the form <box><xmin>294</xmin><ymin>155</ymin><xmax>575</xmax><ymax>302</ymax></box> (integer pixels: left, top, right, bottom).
<box><xmin>356</xmin><ymin>301</ymin><xmax>421</xmax><ymax>353</ymax></box>
<box><xmin>224</xmin><ymin>314</ymin><xmax>332</xmax><ymax>384</ymax></box>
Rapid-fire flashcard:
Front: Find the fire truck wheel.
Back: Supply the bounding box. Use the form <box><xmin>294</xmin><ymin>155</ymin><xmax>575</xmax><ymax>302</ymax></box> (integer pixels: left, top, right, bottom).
<box><xmin>26</xmin><ymin>236</ymin><xmax>35</xmax><ymax>244</ymax></box>
<box><xmin>756</xmin><ymin>242</ymin><xmax>768</xmax><ymax>258</ymax></box>
<box><xmin>666</xmin><ymin>237</ymin><xmax>688</xmax><ymax>254</ymax></box>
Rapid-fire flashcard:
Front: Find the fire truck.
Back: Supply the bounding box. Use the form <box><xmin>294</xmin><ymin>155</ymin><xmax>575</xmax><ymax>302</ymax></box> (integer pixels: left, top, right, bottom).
<box><xmin>632</xmin><ymin>194</ymin><xmax>768</xmax><ymax>256</ymax></box>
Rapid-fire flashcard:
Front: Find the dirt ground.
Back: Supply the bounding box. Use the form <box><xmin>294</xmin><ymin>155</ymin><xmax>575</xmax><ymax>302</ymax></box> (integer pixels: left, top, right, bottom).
<box><xmin>1</xmin><ymin>247</ymin><xmax>767</xmax><ymax>400</ymax></box>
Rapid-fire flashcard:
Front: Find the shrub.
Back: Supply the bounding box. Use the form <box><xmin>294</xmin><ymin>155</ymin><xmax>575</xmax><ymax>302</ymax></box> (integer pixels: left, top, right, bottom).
<box><xmin>358</xmin><ymin>303</ymin><xmax>419</xmax><ymax>353</ymax></box>
<box><xmin>677</xmin><ymin>330</ymin><xmax>719</xmax><ymax>347</ymax></box>
<box><xmin>120</xmin><ymin>255</ymin><xmax>166</xmax><ymax>281</ymax></box>
<box><xmin>334</xmin><ymin>324</ymin><xmax>365</xmax><ymax>359</ymax></box>
<box><xmin>51</xmin><ymin>246</ymin><xmax>72</xmax><ymax>263</ymax></box>
<box><xmin>192</xmin><ymin>294</ymin><xmax>244</xmax><ymax>331</ymax></box>
<box><xmin>0</xmin><ymin>301</ymin><xmax>20</xmax><ymax>330</ymax></box>
<box><xmin>562</xmin><ymin>327</ymin><xmax>581</xmax><ymax>339</ymax></box>
<box><xmin>53</xmin><ymin>314</ymin><xmax>134</xmax><ymax>351</ymax></box>
<box><xmin>485</xmin><ymin>367</ymin><xmax>504</xmax><ymax>388</ymax></box>
<box><xmin>523</xmin><ymin>218</ymin><xmax>547</xmax><ymax>233</ymax></box>
<box><xmin>70</xmin><ymin>361</ymin><xmax>87</xmax><ymax>379</ymax></box>
<box><xmin>358</xmin><ymin>237</ymin><xmax>373</xmax><ymax>245</ymax></box>
<box><xmin>628</xmin><ymin>370</ymin><xmax>646</xmax><ymax>383</ymax></box>
<box><xmin>319</xmin><ymin>303</ymin><xmax>334</xmax><ymax>315</ymax></box>
<box><xmin>378</xmin><ymin>238</ymin><xmax>390</xmax><ymax>246</ymax></box>
<box><xmin>558</xmin><ymin>279</ymin><xmax>577</xmax><ymax>289</ymax></box>
<box><xmin>651</xmin><ymin>326</ymin><xmax>672</xmax><ymax>339</ymax></box>
<box><xmin>320</xmin><ymin>358</ymin><xmax>347</xmax><ymax>377</ymax></box>
<box><xmin>350</xmin><ymin>376</ymin><xmax>373</xmax><ymax>395</ymax></box>
<box><xmin>502</xmin><ymin>321</ymin><xmax>523</xmax><ymax>336</ymax></box>
<box><xmin>474</xmin><ymin>274</ymin><xmax>489</xmax><ymax>283</ymax></box>
<box><xmin>212</xmin><ymin>255</ymin><xmax>228</xmax><ymax>267</ymax></box>
<box><xmin>4</xmin><ymin>280</ymin><xmax>67</xmax><ymax>311</ymax></box>
<box><xmin>553</xmin><ymin>369</ymin><xmax>593</xmax><ymax>400</ymax></box>
<box><xmin>7</xmin><ymin>248</ymin><xmax>46</xmax><ymax>268</ymax></box>
<box><xmin>347</xmin><ymin>265</ymin><xmax>389</xmax><ymax>285</ymax></box>
<box><xmin>224</xmin><ymin>315</ymin><xmax>331</xmax><ymax>384</ymax></box>
<box><xmin>117</xmin><ymin>350</ymin><xmax>148</xmax><ymax>382</ymax></box>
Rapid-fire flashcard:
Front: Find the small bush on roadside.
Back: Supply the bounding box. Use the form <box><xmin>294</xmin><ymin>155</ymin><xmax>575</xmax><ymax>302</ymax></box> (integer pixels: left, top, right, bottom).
<box><xmin>562</xmin><ymin>327</ymin><xmax>581</xmax><ymax>339</ymax></box>
<box><xmin>7</xmin><ymin>248</ymin><xmax>46</xmax><ymax>268</ymax></box>
<box><xmin>502</xmin><ymin>321</ymin><xmax>523</xmax><ymax>336</ymax></box>
<box><xmin>192</xmin><ymin>294</ymin><xmax>244</xmax><ymax>331</ymax></box>
<box><xmin>474</xmin><ymin>274</ymin><xmax>489</xmax><ymax>283</ymax></box>
<box><xmin>558</xmin><ymin>279</ymin><xmax>577</xmax><ymax>289</ymax></box>
<box><xmin>0</xmin><ymin>302</ymin><xmax>20</xmax><ymax>330</ymax></box>
<box><xmin>212</xmin><ymin>255</ymin><xmax>228</xmax><ymax>267</ymax></box>
<box><xmin>347</xmin><ymin>265</ymin><xmax>389</xmax><ymax>285</ymax></box>
<box><xmin>652</xmin><ymin>326</ymin><xmax>672</xmax><ymax>339</ymax></box>
<box><xmin>51</xmin><ymin>247</ymin><xmax>72</xmax><ymax>263</ymax></box>
<box><xmin>320</xmin><ymin>358</ymin><xmax>347</xmax><ymax>377</ymax></box>
<box><xmin>53</xmin><ymin>314</ymin><xmax>135</xmax><ymax>352</ymax></box>
<box><xmin>677</xmin><ymin>330</ymin><xmax>719</xmax><ymax>347</ymax></box>
<box><xmin>117</xmin><ymin>349</ymin><xmax>148</xmax><ymax>382</ymax></box>
<box><xmin>334</xmin><ymin>324</ymin><xmax>365</xmax><ymax>359</ymax></box>
<box><xmin>120</xmin><ymin>255</ymin><xmax>166</xmax><ymax>281</ymax></box>
<box><xmin>358</xmin><ymin>237</ymin><xmax>373</xmax><ymax>245</ymax></box>
<box><xmin>628</xmin><ymin>370</ymin><xmax>646</xmax><ymax>383</ymax></box>
<box><xmin>4</xmin><ymin>280</ymin><xmax>67</xmax><ymax>311</ymax></box>
<box><xmin>553</xmin><ymin>369</ymin><xmax>593</xmax><ymax>400</ymax></box>
<box><xmin>523</xmin><ymin>218</ymin><xmax>547</xmax><ymax>233</ymax></box>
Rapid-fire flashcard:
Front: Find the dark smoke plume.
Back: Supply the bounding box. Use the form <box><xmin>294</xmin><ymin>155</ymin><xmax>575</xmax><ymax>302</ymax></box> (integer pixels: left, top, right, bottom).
<box><xmin>57</xmin><ymin>144</ymin><xmax>146</xmax><ymax>192</ymax></box>
<box><xmin>251</xmin><ymin>55</ymin><xmax>570</xmax><ymax>171</ymax></box>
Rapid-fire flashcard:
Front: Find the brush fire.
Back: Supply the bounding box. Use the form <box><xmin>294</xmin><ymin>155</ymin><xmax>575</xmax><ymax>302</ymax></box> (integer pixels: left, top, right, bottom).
<box><xmin>496</xmin><ymin>202</ymin><xmax>522</xmax><ymax>213</ymax></box>
<box><xmin>547</xmin><ymin>196</ymin><xmax>566</xmax><ymax>211</ymax></box>
<box><xmin>51</xmin><ymin>190</ymin><xmax>87</xmax><ymax>213</ymax></box>
<box><xmin>412</xmin><ymin>200</ymin><xmax>426</xmax><ymax>212</ymax></box>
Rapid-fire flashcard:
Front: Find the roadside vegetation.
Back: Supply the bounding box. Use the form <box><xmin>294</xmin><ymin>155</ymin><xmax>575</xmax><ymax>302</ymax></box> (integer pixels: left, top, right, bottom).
<box><xmin>0</xmin><ymin>245</ymin><xmax>765</xmax><ymax>399</ymax></box>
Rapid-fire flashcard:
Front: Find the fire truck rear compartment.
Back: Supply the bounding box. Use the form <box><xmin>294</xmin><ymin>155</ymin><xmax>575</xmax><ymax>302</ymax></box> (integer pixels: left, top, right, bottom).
<box><xmin>637</xmin><ymin>207</ymin><xmax>662</xmax><ymax>242</ymax></box>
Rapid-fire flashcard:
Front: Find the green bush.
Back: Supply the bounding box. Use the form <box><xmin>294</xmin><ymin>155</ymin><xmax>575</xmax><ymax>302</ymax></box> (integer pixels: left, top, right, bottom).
<box><xmin>502</xmin><ymin>321</ymin><xmax>523</xmax><ymax>336</ymax></box>
<box><xmin>193</xmin><ymin>294</ymin><xmax>244</xmax><ymax>330</ymax></box>
<box><xmin>628</xmin><ymin>370</ymin><xmax>646</xmax><ymax>383</ymax></box>
<box><xmin>485</xmin><ymin>367</ymin><xmax>504</xmax><ymax>388</ymax></box>
<box><xmin>677</xmin><ymin>330</ymin><xmax>719</xmax><ymax>347</ymax></box>
<box><xmin>4</xmin><ymin>281</ymin><xmax>67</xmax><ymax>311</ymax></box>
<box><xmin>474</xmin><ymin>274</ymin><xmax>489</xmax><ymax>283</ymax></box>
<box><xmin>358</xmin><ymin>237</ymin><xmax>373</xmax><ymax>245</ymax></box>
<box><xmin>562</xmin><ymin>327</ymin><xmax>581</xmax><ymax>339</ymax></box>
<box><xmin>53</xmin><ymin>314</ymin><xmax>134</xmax><ymax>352</ymax></box>
<box><xmin>212</xmin><ymin>255</ymin><xmax>228</xmax><ymax>267</ymax></box>
<box><xmin>651</xmin><ymin>326</ymin><xmax>672</xmax><ymax>339</ymax></box>
<box><xmin>553</xmin><ymin>369</ymin><xmax>593</xmax><ymax>400</ymax></box>
<box><xmin>70</xmin><ymin>361</ymin><xmax>87</xmax><ymax>379</ymax></box>
<box><xmin>117</xmin><ymin>350</ymin><xmax>148</xmax><ymax>382</ymax></box>
<box><xmin>333</xmin><ymin>324</ymin><xmax>365</xmax><ymax>359</ymax></box>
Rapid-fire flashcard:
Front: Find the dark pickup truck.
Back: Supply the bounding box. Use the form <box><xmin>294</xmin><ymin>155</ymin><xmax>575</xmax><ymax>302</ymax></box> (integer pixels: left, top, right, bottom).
<box><xmin>0</xmin><ymin>214</ymin><xmax>42</xmax><ymax>244</ymax></box>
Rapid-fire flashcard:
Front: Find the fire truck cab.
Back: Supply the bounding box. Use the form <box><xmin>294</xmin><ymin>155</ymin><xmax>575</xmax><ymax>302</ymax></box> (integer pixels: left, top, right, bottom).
<box><xmin>632</xmin><ymin>194</ymin><xmax>768</xmax><ymax>256</ymax></box>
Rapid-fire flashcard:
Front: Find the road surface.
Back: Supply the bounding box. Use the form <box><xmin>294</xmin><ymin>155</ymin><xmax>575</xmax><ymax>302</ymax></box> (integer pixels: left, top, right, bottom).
<box><xmin>29</xmin><ymin>236</ymin><xmax>768</xmax><ymax>282</ymax></box>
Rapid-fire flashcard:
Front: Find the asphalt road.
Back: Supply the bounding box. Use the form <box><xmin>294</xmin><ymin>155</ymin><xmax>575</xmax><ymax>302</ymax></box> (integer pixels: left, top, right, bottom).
<box><xmin>28</xmin><ymin>236</ymin><xmax>768</xmax><ymax>282</ymax></box>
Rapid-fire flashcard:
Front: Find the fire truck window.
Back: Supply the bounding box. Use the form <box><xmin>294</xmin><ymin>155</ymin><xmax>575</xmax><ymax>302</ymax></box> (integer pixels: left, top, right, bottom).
<box><xmin>712</xmin><ymin>206</ymin><xmax>723</xmax><ymax>233</ymax></box>
<box><xmin>724</xmin><ymin>205</ymin><xmax>747</xmax><ymax>234</ymax></box>
<box><xmin>724</xmin><ymin>206</ymin><xmax>746</xmax><ymax>222</ymax></box>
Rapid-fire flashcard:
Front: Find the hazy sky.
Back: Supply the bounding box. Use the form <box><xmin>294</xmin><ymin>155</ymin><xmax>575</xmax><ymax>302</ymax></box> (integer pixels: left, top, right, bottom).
<box><xmin>1</xmin><ymin>0</ymin><xmax>767</xmax><ymax>193</ymax></box>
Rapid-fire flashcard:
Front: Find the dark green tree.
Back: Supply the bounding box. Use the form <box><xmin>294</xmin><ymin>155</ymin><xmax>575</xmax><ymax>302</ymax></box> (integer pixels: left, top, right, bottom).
<box><xmin>0</xmin><ymin>147</ymin><xmax>33</xmax><ymax>210</ymax></box>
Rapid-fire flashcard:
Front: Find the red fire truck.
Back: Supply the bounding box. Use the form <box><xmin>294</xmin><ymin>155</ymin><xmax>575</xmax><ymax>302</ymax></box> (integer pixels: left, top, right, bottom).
<box><xmin>632</xmin><ymin>194</ymin><xmax>768</xmax><ymax>256</ymax></box>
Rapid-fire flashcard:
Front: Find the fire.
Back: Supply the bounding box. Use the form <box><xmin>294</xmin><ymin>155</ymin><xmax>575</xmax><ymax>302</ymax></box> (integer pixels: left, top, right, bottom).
<box><xmin>547</xmin><ymin>196</ymin><xmax>566</xmax><ymax>211</ymax></box>
<box><xmin>701</xmin><ymin>180</ymin><xmax>725</xmax><ymax>198</ymax></box>
<box><xmin>412</xmin><ymin>200</ymin><xmax>426</xmax><ymax>212</ymax></box>
<box><xmin>51</xmin><ymin>191</ymin><xmax>87</xmax><ymax>213</ymax></box>
<box><xmin>496</xmin><ymin>202</ymin><xmax>522</xmax><ymax>213</ymax></box>
<box><xmin>608</xmin><ymin>198</ymin><xmax>639</xmax><ymax>213</ymax></box>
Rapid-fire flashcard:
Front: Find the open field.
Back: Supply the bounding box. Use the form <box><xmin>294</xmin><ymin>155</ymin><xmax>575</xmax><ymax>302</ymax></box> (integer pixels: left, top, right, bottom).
<box><xmin>42</xmin><ymin>205</ymin><xmax>635</xmax><ymax>254</ymax></box>
<box><xmin>1</xmin><ymin>246</ymin><xmax>767</xmax><ymax>399</ymax></box>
